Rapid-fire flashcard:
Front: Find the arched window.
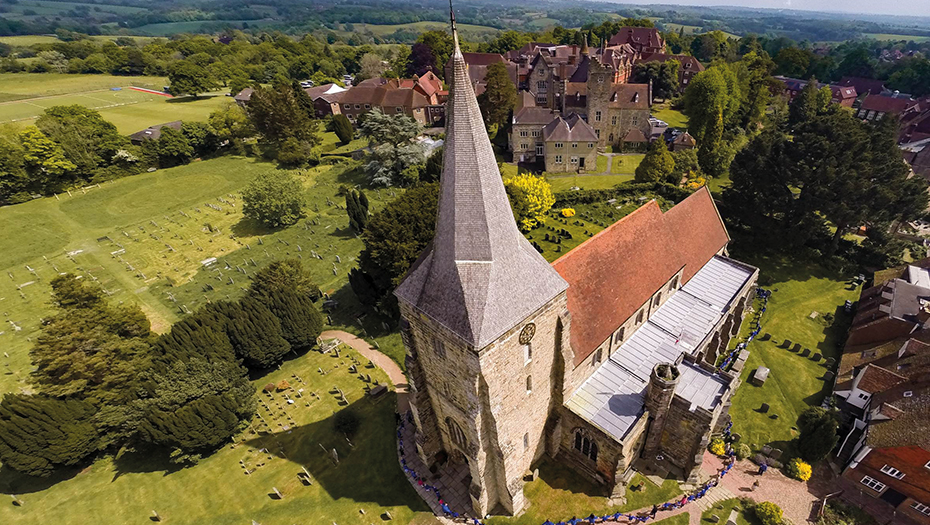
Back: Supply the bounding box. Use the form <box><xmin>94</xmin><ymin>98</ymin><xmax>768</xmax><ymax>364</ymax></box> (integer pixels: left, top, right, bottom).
<box><xmin>446</xmin><ymin>417</ymin><xmax>467</xmax><ymax>449</ymax></box>
<box><xmin>654</xmin><ymin>292</ymin><xmax>662</xmax><ymax>307</ymax></box>
<box><xmin>526</xmin><ymin>375</ymin><xmax>533</xmax><ymax>394</ymax></box>
<box><xmin>573</xmin><ymin>429</ymin><xmax>598</xmax><ymax>462</ymax></box>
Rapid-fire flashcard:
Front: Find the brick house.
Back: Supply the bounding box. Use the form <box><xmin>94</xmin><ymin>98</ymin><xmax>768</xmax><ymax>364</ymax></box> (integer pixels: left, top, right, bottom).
<box><xmin>511</xmin><ymin>106</ymin><xmax>558</xmax><ymax>163</ymax></box>
<box><xmin>774</xmin><ymin>76</ymin><xmax>858</xmax><ymax>107</ymax></box>
<box><xmin>856</xmin><ymin>94</ymin><xmax>921</xmax><ymax>122</ymax></box>
<box><xmin>336</xmin><ymin>74</ymin><xmax>445</xmax><ymax>126</ymax></box>
<box><xmin>902</xmin><ymin>138</ymin><xmax>930</xmax><ymax>181</ymax></box>
<box><xmin>396</xmin><ymin>22</ymin><xmax>758</xmax><ymax>517</ymax></box>
<box><xmin>608</xmin><ymin>27</ymin><xmax>666</xmax><ymax>55</ymax></box>
<box><xmin>303</xmin><ymin>83</ymin><xmax>347</xmax><ymax>117</ymax></box>
<box><xmin>128</xmin><ymin>120</ymin><xmax>182</xmax><ymax>145</ymax></box>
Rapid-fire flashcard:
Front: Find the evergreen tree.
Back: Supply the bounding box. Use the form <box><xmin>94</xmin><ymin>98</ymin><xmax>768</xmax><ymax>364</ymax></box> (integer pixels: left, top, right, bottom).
<box><xmin>149</xmin><ymin>308</ymin><xmax>236</xmax><ymax>373</ymax></box>
<box><xmin>0</xmin><ymin>394</ymin><xmax>100</xmax><ymax>477</ymax></box>
<box><xmin>477</xmin><ymin>62</ymin><xmax>517</xmax><ymax>128</ymax></box>
<box><xmin>788</xmin><ymin>78</ymin><xmax>832</xmax><ymax>127</ymax></box>
<box><xmin>249</xmin><ymin>259</ymin><xmax>320</xmax><ymax>300</ymax></box>
<box><xmin>635</xmin><ymin>139</ymin><xmax>676</xmax><ymax>182</ymax></box>
<box><xmin>346</xmin><ymin>188</ymin><xmax>370</xmax><ymax>233</ymax></box>
<box><xmin>216</xmin><ymin>298</ymin><xmax>291</xmax><ymax>370</ymax></box>
<box><xmin>333</xmin><ymin>114</ymin><xmax>354</xmax><ymax>145</ymax></box>
<box><xmin>258</xmin><ymin>288</ymin><xmax>323</xmax><ymax>349</ymax></box>
<box><xmin>697</xmin><ymin>112</ymin><xmax>728</xmax><ymax>177</ymax></box>
<box><xmin>406</xmin><ymin>43</ymin><xmax>436</xmax><ymax>77</ymax></box>
<box><xmin>156</xmin><ymin>127</ymin><xmax>193</xmax><ymax>167</ymax></box>
<box><xmin>241</xmin><ymin>171</ymin><xmax>306</xmax><ymax>228</ymax></box>
<box><xmin>423</xmin><ymin>146</ymin><xmax>443</xmax><ymax>183</ymax></box>
<box><xmin>796</xmin><ymin>407</ymin><xmax>839</xmax><ymax>462</ymax></box>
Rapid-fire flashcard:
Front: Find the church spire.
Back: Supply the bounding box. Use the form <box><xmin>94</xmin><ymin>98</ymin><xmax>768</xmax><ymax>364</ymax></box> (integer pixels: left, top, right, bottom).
<box><xmin>581</xmin><ymin>33</ymin><xmax>589</xmax><ymax>55</ymax></box>
<box><xmin>394</xmin><ymin>2</ymin><xmax>568</xmax><ymax>349</ymax></box>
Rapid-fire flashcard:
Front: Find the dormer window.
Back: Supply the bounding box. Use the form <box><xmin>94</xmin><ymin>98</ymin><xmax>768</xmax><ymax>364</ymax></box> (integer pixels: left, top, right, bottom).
<box><xmin>904</xmin><ymin>391</ymin><xmax>913</xmax><ymax>397</ymax></box>
<box><xmin>611</xmin><ymin>92</ymin><xmax>617</xmax><ymax>102</ymax></box>
<box><xmin>880</xmin><ymin>464</ymin><xmax>906</xmax><ymax>479</ymax></box>
<box><xmin>633</xmin><ymin>93</ymin><xmax>639</xmax><ymax>103</ymax></box>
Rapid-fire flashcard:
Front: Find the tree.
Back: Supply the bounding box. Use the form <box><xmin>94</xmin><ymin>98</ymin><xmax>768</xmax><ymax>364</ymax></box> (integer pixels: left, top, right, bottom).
<box><xmin>36</xmin><ymin>105</ymin><xmax>125</xmax><ymax>177</ymax></box>
<box><xmin>208</xmin><ymin>102</ymin><xmax>255</xmax><ymax>144</ymax></box>
<box><xmin>0</xmin><ymin>395</ymin><xmax>99</xmax><ymax>476</ymax></box>
<box><xmin>796</xmin><ymin>407</ymin><xmax>839</xmax><ymax>462</ymax></box>
<box><xmin>635</xmin><ymin>139</ymin><xmax>676</xmax><ymax>182</ymax></box>
<box><xmin>354</xmin><ymin>183</ymin><xmax>439</xmax><ymax>304</ymax></box>
<box><xmin>423</xmin><ymin>146</ymin><xmax>443</xmax><ymax>183</ymax></box>
<box><xmin>683</xmin><ymin>67</ymin><xmax>737</xmax><ymax>177</ymax></box>
<box><xmin>477</xmin><ymin>62</ymin><xmax>517</xmax><ymax>128</ymax></box>
<box><xmin>359</xmin><ymin>108</ymin><xmax>420</xmax><ymax>146</ymax></box>
<box><xmin>19</xmin><ymin>126</ymin><xmax>76</xmax><ymax>192</ymax></box>
<box><xmin>0</xmin><ymin>132</ymin><xmax>27</xmax><ymax>204</ymax></box>
<box><xmin>355</xmin><ymin>53</ymin><xmax>388</xmax><ymax>83</ymax></box>
<box><xmin>406</xmin><ymin>43</ymin><xmax>437</xmax><ymax>77</ymax></box>
<box><xmin>156</xmin><ymin>127</ymin><xmax>193</xmax><ymax>167</ymax></box>
<box><xmin>788</xmin><ymin>79</ymin><xmax>832</xmax><ymax>127</ymax></box>
<box><xmin>38</xmin><ymin>50</ymin><xmax>68</xmax><ymax>73</ymax></box>
<box><xmin>241</xmin><ymin>171</ymin><xmax>305</xmax><ymax>228</ymax></box>
<box><xmin>167</xmin><ymin>60</ymin><xmax>217</xmax><ymax>97</ymax></box>
<box><xmin>416</xmin><ymin>31</ymin><xmax>453</xmax><ymax>79</ymax></box>
<box><xmin>29</xmin><ymin>274</ymin><xmax>152</xmax><ymax>405</ymax></box>
<box><xmin>503</xmin><ymin>173</ymin><xmax>555</xmax><ymax>231</ymax></box>
<box><xmin>774</xmin><ymin>47</ymin><xmax>811</xmax><ymax>78</ymax></box>
<box><xmin>256</xmin><ymin>288</ymin><xmax>323</xmax><ymax>349</ymax></box>
<box><xmin>333</xmin><ymin>113</ymin><xmax>354</xmax><ymax>144</ymax></box>
<box><xmin>245</xmin><ymin>84</ymin><xmax>320</xmax><ymax>149</ymax></box>
<box><xmin>754</xmin><ymin>502</ymin><xmax>784</xmax><ymax>525</ymax></box>
<box><xmin>214</xmin><ymin>297</ymin><xmax>291</xmax><ymax>370</ymax></box>
<box><xmin>249</xmin><ymin>259</ymin><xmax>320</xmax><ymax>301</ymax></box>
<box><xmin>181</xmin><ymin>121</ymin><xmax>219</xmax><ymax>157</ymax></box>
<box><xmin>345</xmin><ymin>188</ymin><xmax>370</xmax><ymax>232</ymax></box>
<box><xmin>835</xmin><ymin>47</ymin><xmax>875</xmax><ymax>80</ymax></box>
<box><xmin>137</xmin><ymin>357</ymin><xmax>254</xmax><ymax>454</ymax></box>
<box><xmin>632</xmin><ymin>60</ymin><xmax>680</xmax><ymax>101</ymax></box>
<box><xmin>275</xmin><ymin>137</ymin><xmax>317</xmax><ymax>168</ymax></box>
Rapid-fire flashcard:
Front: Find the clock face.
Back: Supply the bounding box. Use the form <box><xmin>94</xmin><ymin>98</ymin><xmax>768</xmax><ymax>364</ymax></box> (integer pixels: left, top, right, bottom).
<box><xmin>519</xmin><ymin>323</ymin><xmax>536</xmax><ymax>345</ymax></box>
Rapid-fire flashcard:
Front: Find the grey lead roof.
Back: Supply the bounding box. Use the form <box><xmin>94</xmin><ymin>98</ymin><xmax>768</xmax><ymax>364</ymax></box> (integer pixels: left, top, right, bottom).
<box><xmin>565</xmin><ymin>255</ymin><xmax>752</xmax><ymax>443</ymax></box>
<box><xmin>394</xmin><ymin>14</ymin><xmax>568</xmax><ymax>349</ymax></box>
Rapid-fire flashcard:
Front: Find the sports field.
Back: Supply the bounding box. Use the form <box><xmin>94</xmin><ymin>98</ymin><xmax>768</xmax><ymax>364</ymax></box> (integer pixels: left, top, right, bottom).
<box><xmin>864</xmin><ymin>33</ymin><xmax>930</xmax><ymax>42</ymax></box>
<box><xmin>0</xmin><ymin>73</ymin><xmax>229</xmax><ymax>133</ymax></box>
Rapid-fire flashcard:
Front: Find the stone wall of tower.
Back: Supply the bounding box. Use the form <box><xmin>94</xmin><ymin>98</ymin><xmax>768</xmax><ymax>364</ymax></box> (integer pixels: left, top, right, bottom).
<box><xmin>586</xmin><ymin>58</ymin><xmax>614</xmax><ymax>147</ymax></box>
<box><xmin>398</xmin><ymin>291</ymin><xmax>569</xmax><ymax>516</ymax></box>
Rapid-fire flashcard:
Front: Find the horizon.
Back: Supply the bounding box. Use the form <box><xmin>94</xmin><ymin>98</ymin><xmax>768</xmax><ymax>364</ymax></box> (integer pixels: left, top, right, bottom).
<box><xmin>602</xmin><ymin>0</ymin><xmax>930</xmax><ymax>18</ymax></box>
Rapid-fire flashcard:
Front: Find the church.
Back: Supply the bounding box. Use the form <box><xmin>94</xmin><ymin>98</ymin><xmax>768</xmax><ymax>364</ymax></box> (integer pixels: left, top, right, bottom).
<box><xmin>394</xmin><ymin>14</ymin><xmax>759</xmax><ymax>518</ymax></box>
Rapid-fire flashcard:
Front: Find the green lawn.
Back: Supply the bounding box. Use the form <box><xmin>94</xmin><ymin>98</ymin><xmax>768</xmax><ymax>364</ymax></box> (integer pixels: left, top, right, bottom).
<box><xmin>611</xmin><ymin>154</ymin><xmax>645</xmax><ymax>174</ymax></box>
<box><xmin>0</xmin><ymin>342</ymin><xmax>434</xmax><ymax>525</ymax></box>
<box><xmin>700</xmin><ymin>499</ymin><xmax>760</xmax><ymax>525</ymax></box>
<box><xmin>727</xmin><ymin>257</ymin><xmax>860</xmax><ymax>452</ymax></box>
<box><xmin>547</xmin><ymin>174</ymin><xmax>633</xmax><ymax>192</ymax></box>
<box><xmin>595</xmin><ymin>154</ymin><xmax>609</xmax><ymax>173</ymax></box>
<box><xmin>864</xmin><ymin>33</ymin><xmax>930</xmax><ymax>42</ymax></box>
<box><xmin>707</xmin><ymin>173</ymin><xmax>731</xmax><ymax>195</ymax></box>
<box><xmin>0</xmin><ymin>73</ymin><xmax>166</xmax><ymax>101</ymax></box>
<box><xmin>652</xmin><ymin>107</ymin><xmax>689</xmax><ymax>129</ymax></box>
<box><xmin>487</xmin><ymin>465</ymin><xmax>681</xmax><ymax>525</ymax></box>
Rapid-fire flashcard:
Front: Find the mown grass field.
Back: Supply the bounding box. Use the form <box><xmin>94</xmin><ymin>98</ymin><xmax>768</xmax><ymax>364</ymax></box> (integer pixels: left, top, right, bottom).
<box><xmin>0</xmin><ymin>153</ymin><xmax>407</xmax><ymax>397</ymax></box>
<box><xmin>0</xmin><ymin>341</ymin><xmax>435</xmax><ymax>525</ymax></box>
<box><xmin>611</xmin><ymin>154</ymin><xmax>645</xmax><ymax>175</ymax></box>
<box><xmin>701</xmin><ymin>499</ymin><xmax>760</xmax><ymax>525</ymax></box>
<box><xmin>547</xmin><ymin>174</ymin><xmax>633</xmax><ymax>193</ymax></box>
<box><xmin>487</xmin><ymin>465</ymin><xmax>681</xmax><ymax>525</ymax></box>
<box><xmin>0</xmin><ymin>73</ymin><xmax>166</xmax><ymax>101</ymax></box>
<box><xmin>652</xmin><ymin>107</ymin><xmax>689</xmax><ymax>129</ymax></box>
<box><xmin>727</xmin><ymin>257</ymin><xmax>860</xmax><ymax>452</ymax></box>
<box><xmin>864</xmin><ymin>33</ymin><xmax>930</xmax><ymax>42</ymax></box>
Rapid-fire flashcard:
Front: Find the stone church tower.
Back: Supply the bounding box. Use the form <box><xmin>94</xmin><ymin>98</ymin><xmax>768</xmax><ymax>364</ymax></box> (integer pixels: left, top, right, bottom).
<box><xmin>394</xmin><ymin>8</ymin><xmax>570</xmax><ymax>517</ymax></box>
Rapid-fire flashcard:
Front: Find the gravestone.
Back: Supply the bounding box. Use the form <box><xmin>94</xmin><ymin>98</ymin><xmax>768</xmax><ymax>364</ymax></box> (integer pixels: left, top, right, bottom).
<box><xmin>800</xmin><ymin>348</ymin><xmax>810</xmax><ymax>357</ymax></box>
<box><xmin>781</xmin><ymin>339</ymin><xmax>792</xmax><ymax>349</ymax></box>
<box><xmin>730</xmin><ymin>432</ymin><xmax>741</xmax><ymax>442</ymax></box>
<box><xmin>771</xmin><ymin>448</ymin><xmax>783</xmax><ymax>460</ymax></box>
<box><xmin>792</xmin><ymin>343</ymin><xmax>802</xmax><ymax>352</ymax></box>
<box><xmin>760</xmin><ymin>403</ymin><xmax>770</xmax><ymax>413</ymax></box>
<box><xmin>811</xmin><ymin>353</ymin><xmax>822</xmax><ymax>362</ymax></box>
<box><xmin>761</xmin><ymin>445</ymin><xmax>773</xmax><ymax>455</ymax></box>
<box><xmin>751</xmin><ymin>366</ymin><xmax>769</xmax><ymax>386</ymax></box>
<box><xmin>823</xmin><ymin>371</ymin><xmax>835</xmax><ymax>381</ymax></box>
<box><xmin>726</xmin><ymin>509</ymin><xmax>739</xmax><ymax>525</ymax></box>
<box><xmin>825</xmin><ymin>357</ymin><xmax>836</xmax><ymax>366</ymax></box>
<box><xmin>369</xmin><ymin>384</ymin><xmax>387</xmax><ymax>397</ymax></box>
<box><xmin>710</xmin><ymin>515</ymin><xmax>720</xmax><ymax>523</ymax></box>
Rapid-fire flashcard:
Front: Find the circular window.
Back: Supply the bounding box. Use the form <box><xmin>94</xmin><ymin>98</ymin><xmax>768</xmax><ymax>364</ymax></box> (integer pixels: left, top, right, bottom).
<box><xmin>519</xmin><ymin>323</ymin><xmax>536</xmax><ymax>345</ymax></box>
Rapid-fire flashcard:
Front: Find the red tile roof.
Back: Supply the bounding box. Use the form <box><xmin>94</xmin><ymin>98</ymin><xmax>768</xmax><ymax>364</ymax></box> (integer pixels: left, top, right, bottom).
<box><xmin>552</xmin><ymin>187</ymin><xmax>730</xmax><ymax>364</ymax></box>
<box><xmin>860</xmin><ymin>94</ymin><xmax>919</xmax><ymax>114</ymax></box>
<box><xmin>609</xmin><ymin>27</ymin><xmax>664</xmax><ymax>50</ymax></box>
<box><xmin>856</xmin><ymin>364</ymin><xmax>907</xmax><ymax>393</ymax></box>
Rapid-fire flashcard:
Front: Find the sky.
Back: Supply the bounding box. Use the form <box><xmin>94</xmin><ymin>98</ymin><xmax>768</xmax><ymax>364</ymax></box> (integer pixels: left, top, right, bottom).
<box><xmin>606</xmin><ymin>0</ymin><xmax>930</xmax><ymax>17</ymax></box>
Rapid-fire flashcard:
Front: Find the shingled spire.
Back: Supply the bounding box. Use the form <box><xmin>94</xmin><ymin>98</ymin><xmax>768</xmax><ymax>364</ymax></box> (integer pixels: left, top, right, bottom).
<box><xmin>394</xmin><ymin>4</ymin><xmax>568</xmax><ymax>349</ymax></box>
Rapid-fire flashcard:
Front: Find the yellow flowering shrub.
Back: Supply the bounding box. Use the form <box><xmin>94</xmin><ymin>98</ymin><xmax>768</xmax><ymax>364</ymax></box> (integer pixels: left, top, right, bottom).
<box><xmin>787</xmin><ymin>458</ymin><xmax>812</xmax><ymax>481</ymax></box>
<box><xmin>561</xmin><ymin>208</ymin><xmax>576</xmax><ymax>218</ymax></box>
<box><xmin>709</xmin><ymin>437</ymin><xmax>726</xmax><ymax>456</ymax></box>
<box><xmin>504</xmin><ymin>174</ymin><xmax>556</xmax><ymax>231</ymax></box>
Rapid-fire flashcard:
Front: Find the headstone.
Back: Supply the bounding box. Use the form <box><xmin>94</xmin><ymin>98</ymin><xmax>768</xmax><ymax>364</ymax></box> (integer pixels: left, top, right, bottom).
<box><xmin>760</xmin><ymin>403</ymin><xmax>770</xmax><ymax>413</ymax></box>
<box><xmin>272</xmin><ymin>487</ymin><xmax>283</xmax><ymax>499</ymax></box>
<box><xmin>726</xmin><ymin>509</ymin><xmax>738</xmax><ymax>525</ymax></box>
<box><xmin>825</xmin><ymin>357</ymin><xmax>836</xmax><ymax>366</ymax></box>
<box><xmin>792</xmin><ymin>343</ymin><xmax>802</xmax><ymax>352</ymax></box>
<box><xmin>152</xmin><ymin>510</ymin><xmax>161</xmax><ymax>521</ymax></box>
<box><xmin>369</xmin><ymin>384</ymin><xmax>387</xmax><ymax>397</ymax></box>
<box><xmin>331</xmin><ymin>448</ymin><xmax>339</xmax><ymax>465</ymax></box>
<box><xmin>800</xmin><ymin>348</ymin><xmax>810</xmax><ymax>357</ymax></box>
<box><xmin>811</xmin><ymin>353</ymin><xmax>822</xmax><ymax>362</ymax></box>
<box><xmin>751</xmin><ymin>366</ymin><xmax>769</xmax><ymax>386</ymax></box>
<box><xmin>771</xmin><ymin>448</ymin><xmax>783</xmax><ymax>460</ymax></box>
<box><xmin>761</xmin><ymin>444</ymin><xmax>773</xmax><ymax>455</ymax></box>
<box><xmin>710</xmin><ymin>515</ymin><xmax>720</xmax><ymax>523</ymax></box>
<box><xmin>823</xmin><ymin>371</ymin><xmax>835</xmax><ymax>381</ymax></box>
<box><xmin>782</xmin><ymin>339</ymin><xmax>792</xmax><ymax>349</ymax></box>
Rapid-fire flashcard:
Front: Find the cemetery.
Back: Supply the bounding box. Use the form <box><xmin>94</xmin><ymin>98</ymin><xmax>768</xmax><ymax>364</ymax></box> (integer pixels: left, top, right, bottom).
<box><xmin>0</xmin><ymin>338</ymin><xmax>433</xmax><ymax>525</ymax></box>
<box><xmin>725</xmin><ymin>259</ymin><xmax>859</xmax><ymax>454</ymax></box>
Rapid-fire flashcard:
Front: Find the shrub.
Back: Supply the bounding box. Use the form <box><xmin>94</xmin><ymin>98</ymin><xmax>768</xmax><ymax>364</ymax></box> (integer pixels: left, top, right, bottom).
<box><xmin>754</xmin><ymin>501</ymin><xmax>784</xmax><ymax>525</ymax></box>
<box><xmin>561</xmin><ymin>208</ymin><xmax>576</xmax><ymax>217</ymax></box>
<box><xmin>709</xmin><ymin>437</ymin><xmax>726</xmax><ymax>456</ymax></box>
<box><xmin>787</xmin><ymin>457</ymin><xmax>812</xmax><ymax>481</ymax></box>
<box><xmin>334</xmin><ymin>410</ymin><xmax>360</xmax><ymax>437</ymax></box>
<box><xmin>737</xmin><ymin>443</ymin><xmax>752</xmax><ymax>460</ymax></box>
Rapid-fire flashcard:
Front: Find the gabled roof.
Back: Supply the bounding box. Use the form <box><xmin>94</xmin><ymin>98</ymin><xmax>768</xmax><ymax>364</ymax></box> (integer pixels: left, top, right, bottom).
<box><xmin>673</xmin><ymin>132</ymin><xmax>696</xmax><ymax>146</ymax></box>
<box><xmin>395</xmin><ymin>17</ymin><xmax>568</xmax><ymax>350</ymax></box>
<box><xmin>552</xmin><ymin>187</ymin><xmax>731</xmax><ymax>363</ymax></box>
<box><xmin>542</xmin><ymin>113</ymin><xmax>597</xmax><ymax>143</ymax></box>
<box><xmin>622</xmin><ymin>128</ymin><xmax>648</xmax><ymax>143</ymax></box>
<box><xmin>839</xmin><ymin>76</ymin><xmax>885</xmax><ymax>96</ymax></box>
<box><xmin>856</xmin><ymin>363</ymin><xmax>908</xmax><ymax>393</ymax></box>
<box><xmin>513</xmin><ymin>106</ymin><xmax>557</xmax><ymax>125</ymax></box>
<box><xmin>129</xmin><ymin>120</ymin><xmax>182</xmax><ymax>142</ymax></box>
<box><xmin>609</xmin><ymin>84</ymin><xmax>650</xmax><ymax>109</ymax></box>
<box><xmin>860</xmin><ymin>94</ymin><xmax>919</xmax><ymax>114</ymax></box>
<box><xmin>608</xmin><ymin>27</ymin><xmax>664</xmax><ymax>49</ymax></box>
<box><xmin>234</xmin><ymin>87</ymin><xmax>253</xmax><ymax>102</ymax></box>
<box><xmin>831</xmin><ymin>85</ymin><xmax>857</xmax><ymax>100</ymax></box>
<box><xmin>867</xmin><ymin>384</ymin><xmax>930</xmax><ymax>450</ymax></box>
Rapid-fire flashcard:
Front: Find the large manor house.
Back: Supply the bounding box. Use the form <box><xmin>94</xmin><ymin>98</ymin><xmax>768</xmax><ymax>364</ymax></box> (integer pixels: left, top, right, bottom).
<box><xmin>394</xmin><ymin>17</ymin><xmax>757</xmax><ymax>518</ymax></box>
